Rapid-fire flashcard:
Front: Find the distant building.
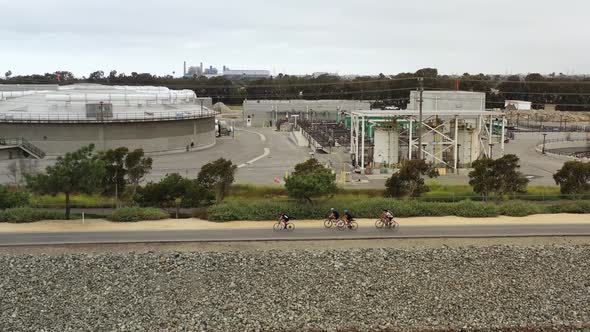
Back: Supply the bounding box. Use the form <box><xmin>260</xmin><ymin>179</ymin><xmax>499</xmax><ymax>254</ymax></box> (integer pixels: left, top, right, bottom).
<box><xmin>243</xmin><ymin>99</ymin><xmax>370</xmax><ymax>127</ymax></box>
<box><xmin>407</xmin><ymin>91</ymin><xmax>486</xmax><ymax>111</ymax></box>
<box><xmin>222</xmin><ymin>66</ymin><xmax>270</xmax><ymax>79</ymax></box>
<box><xmin>204</xmin><ymin>65</ymin><xmax>218</xmax><ymax>75</ymax></box>
<box><xmin>505</xmin><ymin>100</ymin><xmax>532</xmax><ymax>111</ymax></box>
<box><xmin>312</xmin><ymin>72</ymin><xmax>338</xmax><ymax>78</ymax></box>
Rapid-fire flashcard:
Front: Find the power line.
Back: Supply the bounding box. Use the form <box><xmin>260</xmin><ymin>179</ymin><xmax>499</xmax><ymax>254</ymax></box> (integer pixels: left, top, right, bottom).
<box><xmin>433</xmin><ymin>78</ymin><xmax>590</xmax><ymax>85</ymax></box>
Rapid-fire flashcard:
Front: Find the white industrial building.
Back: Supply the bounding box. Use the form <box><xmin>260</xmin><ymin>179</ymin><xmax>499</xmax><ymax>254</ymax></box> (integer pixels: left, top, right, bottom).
<box><xmin>505</xmin><ymin>100</ymin><xmax>532</xmax><ymax>111</ymax></box>
<box><xmin>243</xmin><ymin>99</ymin><xmax>371</xmax><ymax>127</ymax></box>
<box><xmin>0</xmin><ymin>84</ymin><xmax>217</xmax><ymax>159</ymax></box>
<box><xmin>407</xmin><ymin>91</ymin><xmax>486</xmax><ymax>111</ymax></box>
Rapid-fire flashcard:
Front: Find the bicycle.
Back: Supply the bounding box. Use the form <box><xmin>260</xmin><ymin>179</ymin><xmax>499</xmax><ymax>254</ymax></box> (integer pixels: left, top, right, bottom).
<box><xmin>324</xmin><ymin>216</ymin><xmax>339</xmax><ymax>228</ymax></box>
<box><xmin>375</xmin><ymin>214</ymin><xmax>398</xmax><ymax>229</ymax></box>
<box><xmin>337</xmin><ymin>218</ymin><xmax>358</xmax><ymax>231</ymax></box>
<box><xmin>273</xmin><ymin>217</ymin><xmax>295</xmax><ymax>231</ymax></box>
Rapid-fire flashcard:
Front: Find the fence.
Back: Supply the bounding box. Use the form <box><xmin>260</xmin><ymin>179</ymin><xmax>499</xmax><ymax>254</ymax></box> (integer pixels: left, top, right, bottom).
<box><xmin>0</xmin><ymin>109</ymin><xmax>217</xmax><ymax>124</ymax></box>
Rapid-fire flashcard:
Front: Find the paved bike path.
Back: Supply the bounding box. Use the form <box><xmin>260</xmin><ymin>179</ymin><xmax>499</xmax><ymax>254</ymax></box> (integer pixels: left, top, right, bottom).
<box><xmin>2</xmin><ymin>222</ymin><xmax>590</xmax><ymax>246</ymax></box>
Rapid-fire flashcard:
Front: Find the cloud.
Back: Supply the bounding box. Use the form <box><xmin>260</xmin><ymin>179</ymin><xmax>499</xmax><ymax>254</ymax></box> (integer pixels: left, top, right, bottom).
<box><xmin>1</xmin><ymin>0</ymin><xmax>589</xmax><ymax>76</ymax></box>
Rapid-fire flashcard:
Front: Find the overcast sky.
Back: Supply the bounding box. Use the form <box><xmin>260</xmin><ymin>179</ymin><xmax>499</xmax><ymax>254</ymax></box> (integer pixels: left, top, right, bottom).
<box><xmin>1</xmin><ymin>0</ymin><xmax>589</xmax><ymax>77</ymax></box>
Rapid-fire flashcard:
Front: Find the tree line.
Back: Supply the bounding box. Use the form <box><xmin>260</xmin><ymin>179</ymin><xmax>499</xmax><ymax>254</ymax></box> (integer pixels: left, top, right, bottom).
<box><xmin>3</xmin><ymin>68</ymin><xmax>590</xmax><ymax>111</ymax></box>
<box><xmin>19</xmin><ymin>145</ymin><xmax>236</xmax><ymax>219</ymax></box>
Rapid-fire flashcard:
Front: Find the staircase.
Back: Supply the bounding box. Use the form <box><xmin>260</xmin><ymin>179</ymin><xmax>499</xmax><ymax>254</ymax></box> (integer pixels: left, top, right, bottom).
<box><xmin>0</xmin><ymin>137</ymin><xmax>46</xmax><ymax>159</ymax></box>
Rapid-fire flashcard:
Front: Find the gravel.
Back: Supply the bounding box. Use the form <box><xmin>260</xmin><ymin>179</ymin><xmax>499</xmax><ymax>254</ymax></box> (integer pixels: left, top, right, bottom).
<box><xmin>1</xmin><ymin>245</ymin><xmax>590</xmax><ymax>332</ymax></box>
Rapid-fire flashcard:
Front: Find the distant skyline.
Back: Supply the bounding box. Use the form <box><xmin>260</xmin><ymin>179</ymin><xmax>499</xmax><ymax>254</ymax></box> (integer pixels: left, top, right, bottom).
<box><xmin>1</xmin><ymin>0</ymin><xmax>589</xmax><ymax>77</ymax></box>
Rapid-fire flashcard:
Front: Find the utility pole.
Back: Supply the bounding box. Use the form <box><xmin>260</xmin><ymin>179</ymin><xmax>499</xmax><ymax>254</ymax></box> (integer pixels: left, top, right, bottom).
<box><xmin>542</xmin><ymin>133</ymin><xmax>547</xmax><ymax>154</ymax></box>
<box><xmin>417</xmin><ymin>77</ymin><xmax>424</xmax><ymax>159</ymax></box>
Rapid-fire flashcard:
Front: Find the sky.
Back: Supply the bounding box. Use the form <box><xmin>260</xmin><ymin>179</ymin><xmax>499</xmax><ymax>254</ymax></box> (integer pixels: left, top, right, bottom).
<box><xmin>1</xmin><ymin>0</ymin><xmax>589</xmax><ymax>77</ymax></box>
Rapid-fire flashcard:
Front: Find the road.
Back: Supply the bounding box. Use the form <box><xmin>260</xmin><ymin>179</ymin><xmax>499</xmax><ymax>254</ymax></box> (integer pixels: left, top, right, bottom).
<box><xmin>2</xmin><ymin>223</ymin><xmax>590</xmax><ymax>246</ymax></box>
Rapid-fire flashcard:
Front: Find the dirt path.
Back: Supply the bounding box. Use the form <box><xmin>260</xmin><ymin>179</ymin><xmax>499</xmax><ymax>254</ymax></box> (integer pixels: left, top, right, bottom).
<box><xmin>0</xmin><ymin>214</ymin><xmax>588</xmax><ymax>234</ymax></box>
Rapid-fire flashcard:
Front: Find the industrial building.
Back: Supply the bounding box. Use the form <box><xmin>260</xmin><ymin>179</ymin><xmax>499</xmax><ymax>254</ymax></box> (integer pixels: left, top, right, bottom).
<box><xmin>0</xmin><ymin>84</ymin><xmax>217</xmax><ymax>159</ymax></box>
<box><xmin>243</xmin><ymin>99</ymin><xmax>371</xmax><ymax>127</ymax></box>
<box><xmin>348</xmin><ymin>109</ymin><xmax>506</xmax><ymax>172</ymax></box>
<box><xmin>407</xmin><ymin>91</ymin><xmax>486</xmax><ymax>111</ymax></box>
<box><xmin>222</xmin><ymin>67</ymin><xmax>270</xmax><ymax>79</ymax></box>
<box><xmin>505</xmin><ymin>100</ymin><xmax>532</xmax><ymax>111</ymax></box>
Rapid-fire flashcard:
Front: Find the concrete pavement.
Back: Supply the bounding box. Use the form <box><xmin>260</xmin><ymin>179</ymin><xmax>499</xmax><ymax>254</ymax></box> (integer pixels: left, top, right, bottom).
<box><xmin>1</xmin><ymin>214</ymin><xmax>590</xmax><ymax>246</ymax></box>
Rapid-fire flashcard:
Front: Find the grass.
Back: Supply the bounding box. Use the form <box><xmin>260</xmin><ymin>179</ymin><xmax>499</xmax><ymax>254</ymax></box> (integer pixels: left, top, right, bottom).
<box><xmin>21</xmin><ymin>184</ymin><xmax>579</xmax><ymax>209</ymax></box>
<box><xmin>30</xmin><ymin>193</ymin><xmax>116</xmax><ymax>208</ymax></box>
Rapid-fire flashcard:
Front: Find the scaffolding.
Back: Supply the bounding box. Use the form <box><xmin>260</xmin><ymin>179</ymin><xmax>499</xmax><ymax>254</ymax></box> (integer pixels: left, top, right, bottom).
<box><xmin>349</xmin><ymin>110</ymin><xmax>506</xmax><ymax>172</ymax></box>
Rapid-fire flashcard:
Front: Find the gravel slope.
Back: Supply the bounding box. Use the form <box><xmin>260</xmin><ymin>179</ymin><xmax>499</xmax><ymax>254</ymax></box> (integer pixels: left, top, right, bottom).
<box><xmin>1</xmin><ymin>246</ymin><xmax>589</xmax><ymax>331</ymax></box>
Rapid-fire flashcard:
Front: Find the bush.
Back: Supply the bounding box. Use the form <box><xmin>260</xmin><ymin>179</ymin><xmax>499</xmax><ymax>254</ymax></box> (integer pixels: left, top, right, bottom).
<box><xmin>0</xmin><ymin>186</ymin><xmax>30</xmax><ymax>209</ymax></box>
<box><xmin>499</xmin><ymin>201</ymin><xmax>546</xmax><ymax>217</ymax></box>
<box><xmin>452</xmin><ymin>200</ymin><xmax>500</xmax><ymax>217</ymax></box>
<box><xmin>208</xmin><ymin>199</ymin><xmax>511</xmax><ymax>221</ymax></box>
<box><xmin>547</xmin><ymin>201</ymin><xmax>590</xmax><ymax>214</ymax></box>
<box><xmin>0</xmin><ymin>208</ymin><xmax>64</xmax><ymax>223</ymax></box>
<box><xmin>107</xmin><ymin>207</ymin><xmax>169</xmax><ymax>222</ymax></box>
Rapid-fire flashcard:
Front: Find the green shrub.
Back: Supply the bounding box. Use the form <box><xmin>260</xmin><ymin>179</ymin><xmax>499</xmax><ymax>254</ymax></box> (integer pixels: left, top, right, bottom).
<box><xmin>207</xmin><ymin>199</ymin><xmax>514</xmax><ymax>221</ymax></box>
<box><xmin>108</xmin><ymin>207</ymin><xmax>169</xmax><ymax>222</ymax></box>
<box><xmin>0</xmin><ymin>186</ymin><xmax>30</xmax><ymax>209</ymax></box>
<box><xmin>499</xmin><ymin>201</ymin><xmax>546</xmax><ymax>217</ymax></box>
<box><xmin>451</xmin><ymin>200</ymin><xmax>500</xmax><ymax>217</ymax></box>
<box><xmin>0</xmin><ymin>208</ymin><xmax>64</xmax><ymax>223</ymax></box>
<box><xmin>547</xmin><ymin>201</ymin><xmax>590</xmax><ymax>214</ymax></box>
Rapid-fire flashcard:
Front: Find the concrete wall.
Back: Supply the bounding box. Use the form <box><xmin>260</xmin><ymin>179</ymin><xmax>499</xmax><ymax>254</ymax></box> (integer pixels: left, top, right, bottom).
<box><xmin>373</xmin><ymin>129</ymin><xmax>399</xmax><ymax>165</ymax></box>
<box><xmin>243</xmin><ymin>100</ymin><xmax>371</xmax><ymax>127</ymax></box>
<box><xmin>0</xmin><ymin>148</ymin><xmax>25</xmax><ymax>161</ymax></box>
<box><xmin>0</xmin><ymin>117</ymin><xmax>215</xmax><ymax>156</ymax></box>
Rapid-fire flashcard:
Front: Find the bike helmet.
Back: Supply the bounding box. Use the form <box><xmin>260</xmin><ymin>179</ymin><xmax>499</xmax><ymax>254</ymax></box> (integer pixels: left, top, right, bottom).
<box><xmin>330</xmin><ymin>208</ymin><xmax>335</xmax><ymax>211</ymax></box>
<box><xmin>344</xmin><ymin>209</ymin><xmax>349</xmax><ymax>213</ymax></box>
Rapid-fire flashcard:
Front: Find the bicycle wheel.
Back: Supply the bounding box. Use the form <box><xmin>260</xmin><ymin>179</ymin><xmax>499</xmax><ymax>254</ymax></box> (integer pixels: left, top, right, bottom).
<box><xmin>324</xmin><ymin>219</ymin><xmax>334</xmax><ymax>228</ymax></box>
<box><xmin>375</xmin><ymin>219</ymin><xmax>385</xmax><ymax>229</ymax></box>
<box><xmin>273</xmin><ymin>222</ymin><xmax>283</xmax><ymax>231</ymax></box>
<box><xmin>286</xmin><ymin>223</ymin><xmax>295</xmax><ymax>231</ymax></box>
<box><xmin>336</xmin><ymin>220</ymin><xmax>346</xmax><ymax>230</ymax></box>
<box><xmin>349</xmin><ymin>221</ymin><xmax>358</xmax><ymax>230</ymax></box>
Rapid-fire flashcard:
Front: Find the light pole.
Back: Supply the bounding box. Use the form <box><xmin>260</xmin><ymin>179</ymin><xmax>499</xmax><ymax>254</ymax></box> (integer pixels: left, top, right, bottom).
<box><xmin>489</xmin><ymin>143</ymin><xmax>495</xmax><ymax>159</ymax></box>
<box><xmin>542</xmin><ymin>133</ymin><xmax>547</xmax><ymax>154</ymax></box>
<box><xmin>417</xmin><ymin>77</ymin><xmax>424</xmax><ymax>160</ymax></box>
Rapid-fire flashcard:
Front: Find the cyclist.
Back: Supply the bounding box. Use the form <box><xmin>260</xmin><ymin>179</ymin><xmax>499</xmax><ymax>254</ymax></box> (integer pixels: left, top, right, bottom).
<box><xmin>383</xmin><ymin>209</ymin><xmax>394</xmax><ymax>224</ymax></box>
<box><xmin>343</xmin><ymin>209</ymin><xmax>354</xmax><ymax>227</ymax></box>
<box><xmin>279</xmin><ymin>213</ymin><xmax>290</xmax><ymax>226</ymax></box>
<box><xmin>329</xmin><ymin>208</ymin><xmax>340</xmax><ymax>221</ymax></box>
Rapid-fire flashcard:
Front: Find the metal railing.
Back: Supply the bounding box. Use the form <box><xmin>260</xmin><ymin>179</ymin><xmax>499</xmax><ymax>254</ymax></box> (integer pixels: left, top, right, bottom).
<box><xmin>0</xmin><ymin>110</ymin><xmax>217</xmax><ymax>124</ymax></box>
<box><xmin>514</xmin><ymin>123</ymin><xmax>590</xmax><ymax>133</ymax></box>
<box><xmin>0</xmin><ymin>137</ymin><xmax>46</xmax><ymax>158</ymax></box>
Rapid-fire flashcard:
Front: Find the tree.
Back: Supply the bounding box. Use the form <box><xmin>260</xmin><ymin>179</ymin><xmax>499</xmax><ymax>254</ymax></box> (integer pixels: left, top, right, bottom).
<box><xmin>554</xmin><ymin>161</ymin><xmax>590</xmax><ymax>195</ymax></box>
<box><xmin>138</xmin><ymin>173</ymin><xmax>211</xmax><ymax>217</ymax></box>
<box><xmin>197</xmin><ymin>158</ymin><xmax>237</xmax><ymax>202</ymax></box>
<box><xmin>99</xmin><ymin>147</ymin><xmax>128</xmax><ymax>201</ymax></box>
<box><xmin>88</xmin><ymin>70</ymin><xmax>105</xmax><ymax>81</ymax></box>
<box><xmin>26</xmin><ymin>145</ymin><xmax>106</xmax><ymax>219</ymax></box>
<box><xmin>98</xmin><ymin>147</ymin><xmax>152</xmax><ymax>205</ymax></box>
<box><xmin>469</xmin><ymin>154</ymin><xmax>529</xmax><ymax>198</ymax></box>
<box><xmin>4</xmin><ymin>70</ymin><xmax>12</xmax><ymax>79</ymax></box>
<box><xmin>384</xmin><ymin>160</ymin><xmax>438</xmax><ymax>197</ymax></box>
<box><xmin>125</xmin><ymin>149</ymin><xmax>153</xmax><ymax>198</ymax></box>
<box><xmin>285</xmin><ymin>158</ymin><xmax>337</xmax><ymax>203</ymax></box>
<box><xmin>467</xmin><ymin>158</ymin><xmax>496</xmax><ymax>197</ymax></box>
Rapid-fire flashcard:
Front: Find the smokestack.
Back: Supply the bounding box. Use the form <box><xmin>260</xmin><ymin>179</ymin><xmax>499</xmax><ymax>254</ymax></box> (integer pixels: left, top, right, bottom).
<box><xmin>183</xmin><ymin>61</ymin><xmax>186</xmax><ymax>76</ymax></box>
